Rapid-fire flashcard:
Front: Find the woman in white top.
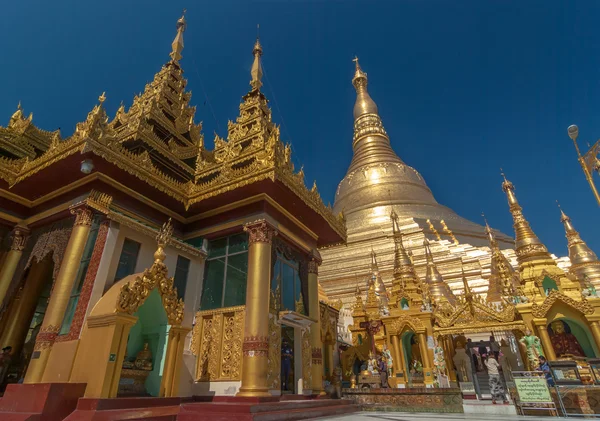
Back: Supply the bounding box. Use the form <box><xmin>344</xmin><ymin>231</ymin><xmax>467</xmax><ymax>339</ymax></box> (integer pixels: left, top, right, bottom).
<box><xmin>485</xmin><ymin>354</ymin><xmax>508</xmax><ymax>404</ymax></box>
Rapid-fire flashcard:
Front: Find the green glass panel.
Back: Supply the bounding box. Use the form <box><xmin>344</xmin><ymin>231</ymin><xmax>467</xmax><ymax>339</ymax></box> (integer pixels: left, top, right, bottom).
<box><xmin>200</xmin><ymin>258</ymin><xmax>225</xmax><ymax>310</ymax></box>
<box><xmin>294</xmin><ymin>271</ymin><xmax>304</xmax><ymax>314</ymax></box>
<box><xmin>185</xmin><ymin>237</ymin><xmax>204</xmax><ymax>249</ymax></box>
<box><xmin>282</xmin><ymin>263</ymin><xmax>295</xmax><ymax>311</ymax></box>
<box><xmin>208</xmin><ymin>238</ymin><xmax>227</xmax><ymax>258</ymax></box>
<box><xmin>228</xmin><ymin>233</ymin><xmax>248</xmax><ymax>254</ymax></box>
<box><xmin>59</xmin><ymin>297</ymin><xmax>79</xmax><ymax>335</ymax></box>
<box><xmin>115</xmin><ymin>239</ymin><xmax>141</xmax><ymax>281</ymax></box>
<box><xmin>174</xmin><ymin>256</ymin><xmax>191</xmax><ymax>300</ymax></box>
<box><xmin>223</xmin><ymin>252</ymin><xmax>248</xmax><ymax>307</ymax></box>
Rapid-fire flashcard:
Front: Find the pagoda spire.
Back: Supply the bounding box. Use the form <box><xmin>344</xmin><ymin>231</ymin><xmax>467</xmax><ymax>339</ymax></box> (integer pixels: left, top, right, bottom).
<box><xmin>484</xmin><ymin>215</ymin><xmax>519</xmax><ymax>303</ymax></box>
<box><xmin>390</xmin><ymin>209</ymin><xmax>422</xmax><ymax>307</ymax></box>
<box><xmin>170</xmin><ymin>11</ymin><xmax>187</xmax><ymax>63</ymax></box>
<box><xmin>350</xmin><ymin>57</ymin><xmax>389</xmax><ymax>150</ymax></box>
<box><xmin>501</xmin><ymin>171</ymin><xmax>551</xmax><ymax>264</ymax></box>
<box><xmin>424</xmin><ymin>239</ymin><xmax>456</xmax><ymax>305</ymax></box>
<box><xmin>250</xmin><ymin>31</ymin><xmax>263</xmax><ymax>91</ymax></box>
<box><xmin>558</xmin><ymin>204</ymin><xmax>600</xmax><ymax>286</ymax></box>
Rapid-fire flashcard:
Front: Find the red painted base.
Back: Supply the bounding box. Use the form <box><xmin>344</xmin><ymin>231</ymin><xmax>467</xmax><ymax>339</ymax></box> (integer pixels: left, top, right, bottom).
<box><xmin>64</xmin><ymin>396</ymin><xmax>358</xmax><ymax>421</ymax></box>
<box><xmin>0</xmin><ymin>383</ymin><xmax>86</xmax><ymax>421</ymax></box>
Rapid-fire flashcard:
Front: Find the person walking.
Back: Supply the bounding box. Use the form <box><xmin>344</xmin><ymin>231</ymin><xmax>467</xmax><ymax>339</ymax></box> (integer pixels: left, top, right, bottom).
<box><xmin>485</xmin><ymin>353</ymin><xmax>508</xmax><ymax>404</ymax></box>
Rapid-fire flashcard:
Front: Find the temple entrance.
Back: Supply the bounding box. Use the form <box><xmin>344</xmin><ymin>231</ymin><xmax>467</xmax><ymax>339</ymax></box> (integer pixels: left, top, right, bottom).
<box><xmin>0</xmin><ymin>254</ymin><xmax>54</xmax><ymax>389</ymax></box>
<box><xmin>281</xmin><ymin>325</ymin><xmax>295</xmax><ymax>394</ymax></box>
<box><xmin>118</xmin><ymin>289</ymin><xmax>169</xmax><ymax>397</ymax></box>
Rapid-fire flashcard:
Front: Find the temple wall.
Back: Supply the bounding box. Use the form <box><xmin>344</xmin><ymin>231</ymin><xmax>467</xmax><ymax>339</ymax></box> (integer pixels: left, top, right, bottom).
<box><xmin>42</xmin><ymin>340</ymin><xmax>79</xmax><ymax>382</ymax></box>
<box><xmin>191</xmin><ymin>381</ymin><xmax>241</xmax><ymax>396</ymax></box>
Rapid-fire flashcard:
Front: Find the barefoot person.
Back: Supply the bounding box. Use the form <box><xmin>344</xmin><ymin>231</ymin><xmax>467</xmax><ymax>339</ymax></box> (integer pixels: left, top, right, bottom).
<box><xmin>485</xmin><ymin>353</ymin><xmax>508</xmax><ymax>404</ymax></box>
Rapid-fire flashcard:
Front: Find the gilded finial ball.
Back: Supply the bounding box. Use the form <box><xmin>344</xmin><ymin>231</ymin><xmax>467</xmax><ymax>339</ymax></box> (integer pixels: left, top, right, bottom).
<box><xmin>568</xmin><ymin>124</ymin><xmax>579</xmax><ymax>141</ymax></box>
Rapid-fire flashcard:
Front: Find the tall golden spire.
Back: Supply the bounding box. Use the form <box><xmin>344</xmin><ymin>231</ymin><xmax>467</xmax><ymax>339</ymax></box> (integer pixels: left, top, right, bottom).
<box><xmin>501</xmin><ymin>171</ymin><xmax>551</xmax><ymax>264</ymax></box>
<box><xmin>484</xmin><ymin>215</ymin><xmax>519</xmax><ymax>302</ymax></box>
<box><xmin>367</xmin><ymin>249</ymin><xmax>389</xmax><ymax>314</ymax></box>
<box><xmin>351</xmin><ymin>57</ymin><xmax>389</xmax><ymax>149</ymax></box>
<box><xmin>250</xmin><ymin>32</ymin><xmax>263</xmax><ymax>91</ymax></box>
<box><xmin>170</xmin><ymin>11</ymin><xmax>187</xmax><ymax>63</ymax></box>
<box><xmin>390</xmin><ymin>209</ymin><xmax>422</xmax><ymax>306</ymax></box>
<box><xmin>558</xmin><ymin>204</ymin><xmax>600</xmax><ymax>286</ymax></box>
<box><xmin>424</xmin><ymin>239</ymin><xmax>456</xmax><ymax>305</ymax></box>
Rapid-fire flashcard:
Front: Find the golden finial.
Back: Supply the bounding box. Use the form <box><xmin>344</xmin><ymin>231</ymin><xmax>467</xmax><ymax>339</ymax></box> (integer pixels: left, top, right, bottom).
<box><xmin>250</xmin><ymin>28</ymin><xmax>263</xmax><ymax>91</ymax></box>
<box><xmin>352</xmin><ymin>56</ymin><xmax>368</xmax><ymax>91</ymax></box>
<box><xmin>156</xmin><ymin>218</ymin><xmax>174</xmax><ymax>248</ymax></box>
<box><xmin>170</xmin><ymin>10</ymin><xmax>187</xmax><ymax>62</ymax></box>
<box><xmin>98</xmin><ymin>92</ymin><xmax>106</xmax><ymax>104</ymax></box>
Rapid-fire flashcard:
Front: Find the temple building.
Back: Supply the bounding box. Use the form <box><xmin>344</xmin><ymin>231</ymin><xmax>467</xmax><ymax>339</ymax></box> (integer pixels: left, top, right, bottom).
<box><xmin>0</xmin><ymin>14</ymin><xmax>351</xmax><ymax>420</ymax></box>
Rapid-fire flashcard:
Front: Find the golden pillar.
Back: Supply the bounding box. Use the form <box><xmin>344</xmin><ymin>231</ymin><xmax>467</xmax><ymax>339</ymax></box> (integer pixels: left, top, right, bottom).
<box><xmin>417</xmin><ymin>331</ymin><xmax>433</xmax><ymax>385</ymax></box>
<box><xmin>237</xmin><ymin>220</ymin><xmax>276</xmax><ymax>398</ymax></box>
<box><xmin>0</xmin><ymin>255</ymin><xmax>53</xmax><ymax>356</ymax></box>
<box><xmin>25</xmin><ymin>204</ymin><xmax>94</xmax><ymax>384</ymax></box>
<box><xmin>444</xmin><ymin>336</ymin><xmax>457</xmax><ymax>382</ymax></box>
<box><xmin>536</xmin><ymin>323</ymin><xmax>557</xmax><ymax>361</ymax></box>
<box><xmin>589</xmin><ymin>321</ymin><xmax>600</xmax><ymax>355</ymax></box>
<box><xmin>160</xmin><ymin>325</ymin><xmax>191</xmax><ymax>397</ymax></box>
<box><xmin>307</xmin><ymin>252</ymin><xmax>325</xmax><ymax>395</ymax></box>
<box><xmin>391</xmin><ymin>334</ymin><xmax>406</xmax><ymax>385</ymax></box>
<box><xmin>0</xmin><ymin>227</ymin><xmax>28</xmax><ymax>306</ymax></box>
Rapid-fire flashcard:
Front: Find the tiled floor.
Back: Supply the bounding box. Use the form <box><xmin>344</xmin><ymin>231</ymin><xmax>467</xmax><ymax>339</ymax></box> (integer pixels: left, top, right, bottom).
<box><xmin>320</xmin><ymin>412</ymin><xmax>554</xmax><ymax>421</ymax></box>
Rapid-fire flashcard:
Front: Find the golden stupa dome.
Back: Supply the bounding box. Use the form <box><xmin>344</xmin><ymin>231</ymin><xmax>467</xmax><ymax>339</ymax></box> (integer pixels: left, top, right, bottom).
<box><xmin>333</xmin><ymin>59</ymin><xmax>512</xmax><ymax>247</ymax></box>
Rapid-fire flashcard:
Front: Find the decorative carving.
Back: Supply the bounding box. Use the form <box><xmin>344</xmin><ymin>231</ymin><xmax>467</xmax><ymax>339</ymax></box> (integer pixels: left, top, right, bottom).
<box><xmin>242</xmin><ymin>336</ymin><xmax>269</xmax><ymax>357</ymax></box>
<box><xmin>388</xmin><ymin>314</ymin><xmax>424</xmax><ymax>335</ymax></box>
<box><xmin>9</xmin><ymin>227</ymin><xmax>28</xmax><ymax>251</ymax></box>
<box><xmin>267</xmin><ymin>312</ymin><xmax>281</xmax><ymax>390</ymax></box>
<box><xmin>302</xmin><ymin>327</ymin><xmax>312</xmax><ymax>387</ymax></box>
<box><xmin>70</xmin><ymin>204</ymin><xmax>94</xmax><ymax>227</ymax></box>
<box><xmin>57</xmin><ymin>221</ymin><xmax>109</xmax><ymax>341</ymax></box>
<box><xmin>26</xmin><ymin>228</ymin><xmax>72</xmax><ymax>281</ymax></box>
<box><xmin>308</xmin><ymin>258</ymin><xmax>321</xmax><ymax>275</ymax></box>
<box><xmin>116</xmin><ymin>219</ymin><xmax>184</xmax><ymax>325</ymax></box>
<box><xmin>221</xmin><ymin>312</ymin><xmax>244</xmax><ymax>379</ymax></box>
<box><xmin>33</xmin><ymin>324</ymin><xmax>60</xmax><ymax>351</ymax></box>
<box><xmin>532</xmin><ymin>289</ymin><xmax>594</xmax><ymax>318</ymax></box>
<box><xmin>311</xmin><ymin>347</ymin><xmax>323</xmax><ymax>365</ymax></box>
<box><xmin>244</xmin><ymin>219</ymin><xmax>277</xmax><ymax>244</ymax></box>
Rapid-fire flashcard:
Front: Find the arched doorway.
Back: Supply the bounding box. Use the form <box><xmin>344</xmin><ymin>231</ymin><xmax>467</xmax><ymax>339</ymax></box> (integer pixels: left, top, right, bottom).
<box><xmin>548</xmin><ymin>318</ymin><xmax>596</xmax><ymax>358</ymax></box>
<box><xmin>119</xmin><ymin>289</ymin><xmax>170</xmax><ymax>397</ymax></box>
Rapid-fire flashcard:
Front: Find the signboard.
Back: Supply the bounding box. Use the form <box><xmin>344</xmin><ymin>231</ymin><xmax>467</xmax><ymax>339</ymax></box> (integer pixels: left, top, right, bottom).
<box><xmin>512</xmin><ymin>371</ymin><xmax>553</xmax><ymax>404</ymax></box>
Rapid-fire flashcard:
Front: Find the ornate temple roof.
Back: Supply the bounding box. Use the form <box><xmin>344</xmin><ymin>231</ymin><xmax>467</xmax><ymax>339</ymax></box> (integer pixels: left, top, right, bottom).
<box><xmin>0</xmin><ymin>14</ymin><xmax>345</xmax><ymax>248</ymax></box>
<box><xmin>333</xmin><ymin>59</ymin><xmax>512</xmax><ymax>247</ymax></box>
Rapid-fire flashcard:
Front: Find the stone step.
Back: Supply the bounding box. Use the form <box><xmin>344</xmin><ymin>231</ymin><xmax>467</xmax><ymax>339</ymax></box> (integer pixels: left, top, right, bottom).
<box><xmin>180</xmin><ymin>399</ymin><xmax>353</xmax><ymax>414</ymax></box>
<box><xmin>177</xmin><ymin>401</ymin><xmax>359</xmax><ymax>421</ymax></box>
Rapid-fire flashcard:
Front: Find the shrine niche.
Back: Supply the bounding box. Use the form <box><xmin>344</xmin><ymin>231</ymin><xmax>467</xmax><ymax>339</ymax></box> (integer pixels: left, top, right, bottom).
<box><xmin>69</xmin><ymin>220</ymin><xmax>189</xmax><ymax>399</ymax></box>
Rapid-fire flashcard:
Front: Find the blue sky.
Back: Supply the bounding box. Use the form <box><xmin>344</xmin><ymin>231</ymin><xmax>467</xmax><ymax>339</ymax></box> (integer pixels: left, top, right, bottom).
<box><xmin>1</xmin><ymin>0</ymin><xmax>600</xmax><ymax>256</ymax></box>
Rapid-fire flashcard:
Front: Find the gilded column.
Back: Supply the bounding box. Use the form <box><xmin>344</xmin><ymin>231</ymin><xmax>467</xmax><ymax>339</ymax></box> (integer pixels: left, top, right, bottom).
<box><xmin>0</xmin><ymin>255</ymin><xmax>53</xmax><ymax>357</ymax></box>
<box><xmin>24</xmin><ymin>204</ymin><xmax>94</xmax><ymax>384</ymax></box>
<box><xmin>391</xmin><ymin>334</ymin><xmax>406</xmax><ymax>385</ymax></box>
<box><xmin>537</xmin><ymin>324</ymin><xmax>557</xmax><ymax>361</ymax></box>
<box><xmin>0</xmin><ymin>227</ymin><xmax>29</xmax><ymax>306</ymax></box>
<box><xmin>588</xmin><ymin>321</ymin><xmax>600</xmax><ymax>357</ymax></box>
<box><xmin>237</xmin><ymin>220</ymin><xmax>277</xmax><ymax>398</ymax></box>
<box><xmin>445</xmin><ymin>336</ymin><xmax>457</xmax><ymax>383</ymax></box>
<box><xmin>308</xmin><ymin>252</ymin><xmax>325</xmax><ymax>395</ymax></box>
<box><xmin>417</xmin><ymin>332</ymin><xmax>433</xmax><ymax>384</ymax></box>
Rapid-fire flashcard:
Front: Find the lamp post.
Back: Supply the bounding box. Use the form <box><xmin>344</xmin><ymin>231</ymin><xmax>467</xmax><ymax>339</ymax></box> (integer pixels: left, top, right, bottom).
<box><xmin>568</xmin><ymin>125</ymin><xmax>600</xmax><ymax>206</ymax></box>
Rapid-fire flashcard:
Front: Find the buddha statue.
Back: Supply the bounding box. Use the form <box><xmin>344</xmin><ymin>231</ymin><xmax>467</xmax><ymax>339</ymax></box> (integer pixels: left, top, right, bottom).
<box><xmin>550</xmin><ymin>320</ymin><xmax>585</xmax><ymax>358</ymax></box>
<box><xmin>134</xmin><ymin>343</ymin><xmax>153</xmax><ymax>371</ymax></box>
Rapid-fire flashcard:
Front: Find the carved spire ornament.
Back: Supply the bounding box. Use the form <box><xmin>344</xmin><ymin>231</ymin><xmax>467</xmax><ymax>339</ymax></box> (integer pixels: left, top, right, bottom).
<box><xmin>558</xmin><ymin>204</ymin><xmax>600</xmax><ymax>286</ymax></box>
<box><xmin>484</xmin><ymin>215</ymin><xmax>519</xmax><ymax>303</ymax></box>
<box><xmin>424</xmin><ymin>239</ymin><xmax>456</xmax><ymax>305</ymax></box>
<box><xmin>501</xmin><ymin>171</ymin><xmax>551</xmax><ymax>264</ymax></box>
<box><xmin>390</xmin><ymin>209</ymin><xmax>422</xmax><ymax>307</ymax></box>
<box><xmin>250</xmin><ymin>35</ymin><xmax>263</xmax><ymax>91</ymax></box>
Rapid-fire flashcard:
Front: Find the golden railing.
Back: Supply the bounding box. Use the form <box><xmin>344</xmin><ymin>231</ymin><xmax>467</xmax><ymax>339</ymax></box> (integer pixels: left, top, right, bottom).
<box><xmin>191</xmin><ymin>305</ymin><xmax>245</xmax><ymax>382</ymax></box>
